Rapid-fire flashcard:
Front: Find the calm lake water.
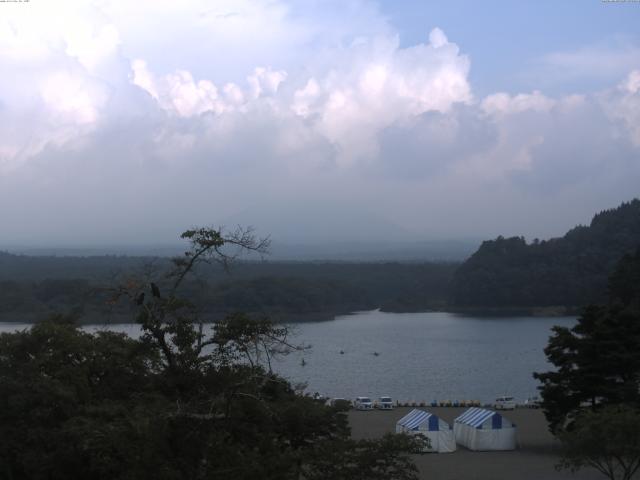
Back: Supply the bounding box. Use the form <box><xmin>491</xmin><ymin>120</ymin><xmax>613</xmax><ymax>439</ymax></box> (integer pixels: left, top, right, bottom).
<box><xmin>0</xmin><ymin>310</ymin><xmax>574</xmax><ymax>404</ymax></box>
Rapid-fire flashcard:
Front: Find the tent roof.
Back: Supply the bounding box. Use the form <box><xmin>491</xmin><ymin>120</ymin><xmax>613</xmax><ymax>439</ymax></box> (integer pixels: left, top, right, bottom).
<box><xmin>455</xmin><ymin>407</ymin><xmax>501</xmax><ymax>428</ymax></box>
<box><xmin>397</xmin><ymin>409</ymin><xmax>437</xmax><ymax>430</ymax></box>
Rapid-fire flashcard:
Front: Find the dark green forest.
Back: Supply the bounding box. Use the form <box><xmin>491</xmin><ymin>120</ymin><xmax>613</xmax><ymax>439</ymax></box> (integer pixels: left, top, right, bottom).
<box><xmin>451</xmin><ymin>199</ymin><xmax>640</xmax><ymax>311</ymax></box>
<box><xmin>0</xmin><ymin>254</ymin><xmax>457</xmax><ymax>323</ymax></box>
<box><xmin>2</xmin><ymin>198</ymin><xmax>639</xmax><ymax>322</ymax></box>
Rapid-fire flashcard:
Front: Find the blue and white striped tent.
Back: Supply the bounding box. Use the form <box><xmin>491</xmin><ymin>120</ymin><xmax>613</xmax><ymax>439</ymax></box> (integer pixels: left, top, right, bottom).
<box><xmin>395</xmin><ymin>409</ymin><xmax>456</xmax><ymax>453</ymax></box>
<box><xmin>454</xmin><ymin>407</ymin><xmax>516</xmax><ymax>451</ymax></box>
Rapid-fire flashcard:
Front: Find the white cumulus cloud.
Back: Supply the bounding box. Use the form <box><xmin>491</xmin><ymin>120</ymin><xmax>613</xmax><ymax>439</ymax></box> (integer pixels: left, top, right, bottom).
<box><xmin>0</xmin><ymin>0</ymin><xmax>639</xmax><ymax>245</ymax></box>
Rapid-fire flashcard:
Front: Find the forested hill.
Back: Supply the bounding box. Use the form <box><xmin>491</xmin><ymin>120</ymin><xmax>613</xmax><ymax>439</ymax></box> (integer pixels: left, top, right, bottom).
<box><xmin>451</xmin><ymin>199</ymin><xmax>640</xmax><ymax>309</ymax></box>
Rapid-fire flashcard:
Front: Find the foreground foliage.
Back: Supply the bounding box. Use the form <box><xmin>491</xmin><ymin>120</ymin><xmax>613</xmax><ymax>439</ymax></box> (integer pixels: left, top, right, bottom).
<box><xmin>557</xmin><ymin>406</ymin><xmax>640</xmax><ymax>480</ymax></box>
<box><xmin>0</xmin><ymin>227</ymin><xmax>421</xmax><ymax>480</ymax></box>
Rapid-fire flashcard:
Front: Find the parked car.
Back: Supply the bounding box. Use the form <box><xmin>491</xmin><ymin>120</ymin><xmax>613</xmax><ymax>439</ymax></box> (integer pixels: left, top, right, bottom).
<box><xmin>494</xmin><ymin>396</ymin><xmax>516</xmax><ymax>410</ymax></box>
<box><xmin>377</xmin><ymin>396</ymin><xmax>394</xmax><ymax>410</ymax></box>
<box><xmin>524</xmin><ymin>396</ymin><xmax>541</xmax><ymax>408</ymax></box>
<box><xmin>354</xmin><ymin>396</ymin><xmax>374</xmax><ymax>410</ymax></box>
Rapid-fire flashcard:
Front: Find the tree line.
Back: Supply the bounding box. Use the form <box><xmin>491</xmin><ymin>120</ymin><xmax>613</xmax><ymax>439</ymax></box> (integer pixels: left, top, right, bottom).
<box><xmin>0</xmin><ymin>257</ymin><xmax>457</xmax><ymax>323</ymax></box>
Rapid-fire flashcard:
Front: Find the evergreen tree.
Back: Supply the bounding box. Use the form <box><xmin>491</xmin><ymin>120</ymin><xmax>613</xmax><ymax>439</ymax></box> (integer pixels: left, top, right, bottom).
<box><xmin>534</xmin><ymin>248</ymin><xmax>640</xmax><ymax>433</ymax></box>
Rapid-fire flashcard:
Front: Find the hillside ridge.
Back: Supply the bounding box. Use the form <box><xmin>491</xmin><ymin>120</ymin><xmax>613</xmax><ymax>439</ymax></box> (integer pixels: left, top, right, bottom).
<box><xmin>451</xmin><ymin>199</ymin><xmax>640</xmax><ymax>309</ymax></box>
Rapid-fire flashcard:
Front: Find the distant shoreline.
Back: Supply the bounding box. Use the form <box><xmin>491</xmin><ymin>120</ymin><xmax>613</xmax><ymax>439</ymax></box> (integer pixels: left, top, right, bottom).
<box><xmin>0</xmin><ymin>305</ymin><xmax>581</xmax><ymax>326</ymax></box>
<box><xmin>437</xmin><ymin>305</ymin><xmax>582</xmax><ymax>318</ymax></box>
<box><xmin>378</xmin><ymin>305</ymin><xmax>580</xmax><ymax>317</ymax></box>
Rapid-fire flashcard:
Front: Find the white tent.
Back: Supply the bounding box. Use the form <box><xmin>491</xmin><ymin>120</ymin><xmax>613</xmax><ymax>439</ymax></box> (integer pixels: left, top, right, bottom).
<box><xmin>395</xmin><ymin>409</ymin><xmax>456</xmax><ymax>453</ymax></box>
<box><xmin>453</xmin><ymin>407</ymin><xmax>516</xmax><ymax>451</ymax></box>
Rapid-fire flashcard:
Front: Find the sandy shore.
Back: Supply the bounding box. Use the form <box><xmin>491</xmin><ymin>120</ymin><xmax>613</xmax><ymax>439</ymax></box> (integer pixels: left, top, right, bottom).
<box><xmin>349</xmin><ymin>407</ymin><xmax>603</xmax><ymax>480</ymax></box>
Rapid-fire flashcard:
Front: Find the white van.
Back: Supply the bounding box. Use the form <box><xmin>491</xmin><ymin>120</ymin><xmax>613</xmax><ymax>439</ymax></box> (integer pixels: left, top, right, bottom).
<box><xmin>494</xmin><ymin>396</ymin><xmax>516</xmax><ymax>410</ymax></box>
<box><xmin>377</xmin><ymin>396</ymin><xmax>394</xmax><ymax>410</ymax></box>
<box><xmin>354</xmin><ymin>396</ymin><xmax>374</xmax><ymax>410</ymax></box>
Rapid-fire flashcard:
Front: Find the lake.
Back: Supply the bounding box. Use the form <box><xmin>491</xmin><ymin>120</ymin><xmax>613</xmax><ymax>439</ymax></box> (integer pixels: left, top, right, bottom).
<box><xmin>0</xmin><ymin>310</ymin><xmax>574</xmax><ymax>404</ymax></box>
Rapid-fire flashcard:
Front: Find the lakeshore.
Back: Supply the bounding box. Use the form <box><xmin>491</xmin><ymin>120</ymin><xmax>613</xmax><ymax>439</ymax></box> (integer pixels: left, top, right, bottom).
<box><xmin>349</xmin><ymin>407</ymin><xmax>603</xmax><ymax>480</ymax></box>
<box><xmin>1</xmin><ymin>311</ymin><xmax>576</xmax><ymax>404</ymax></box>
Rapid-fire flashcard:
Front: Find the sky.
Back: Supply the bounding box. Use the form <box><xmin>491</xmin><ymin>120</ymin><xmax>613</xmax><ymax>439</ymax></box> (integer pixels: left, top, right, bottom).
<box><xmin>0</xmin><ymin>0</ymin><xmax>639</xmax><ymax>246</ymax></box>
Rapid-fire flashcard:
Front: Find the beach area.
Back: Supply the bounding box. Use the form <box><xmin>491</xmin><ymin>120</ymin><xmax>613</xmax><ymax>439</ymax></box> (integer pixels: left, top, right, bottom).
<box><xmin>349</xmin><ymin>407</ymin><xmax>603</xmax><ymax>480</ymax></box>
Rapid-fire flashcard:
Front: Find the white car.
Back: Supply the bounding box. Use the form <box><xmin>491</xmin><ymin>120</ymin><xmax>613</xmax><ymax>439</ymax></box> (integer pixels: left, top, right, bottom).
<box><xmin>354</xmin><ymin>396</ymin><xmax>374</xmax><ymax>410</ymax></box>
<box><xmin>377</xmin><ymin>396</ymin><xmax>394</xmax><ymax>410</ymax></box>
<box><xmin>494</xmin><ymin>396</ymin><xmax>516</xmax><ymax>410</ymax></box>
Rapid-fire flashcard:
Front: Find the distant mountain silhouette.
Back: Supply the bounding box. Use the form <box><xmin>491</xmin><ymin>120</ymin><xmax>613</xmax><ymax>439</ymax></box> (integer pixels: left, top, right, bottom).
<box><xmin>451</xmin><ymin>199</ymin><xmax>640</xmax><ymax>309</ymax></box>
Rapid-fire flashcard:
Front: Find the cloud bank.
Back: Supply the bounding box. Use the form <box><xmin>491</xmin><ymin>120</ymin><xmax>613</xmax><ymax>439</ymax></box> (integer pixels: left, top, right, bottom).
<box><xmin>0</xmin><ymin>0</ymin><xmax>639</xmax><ymax>245</ymax></box>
